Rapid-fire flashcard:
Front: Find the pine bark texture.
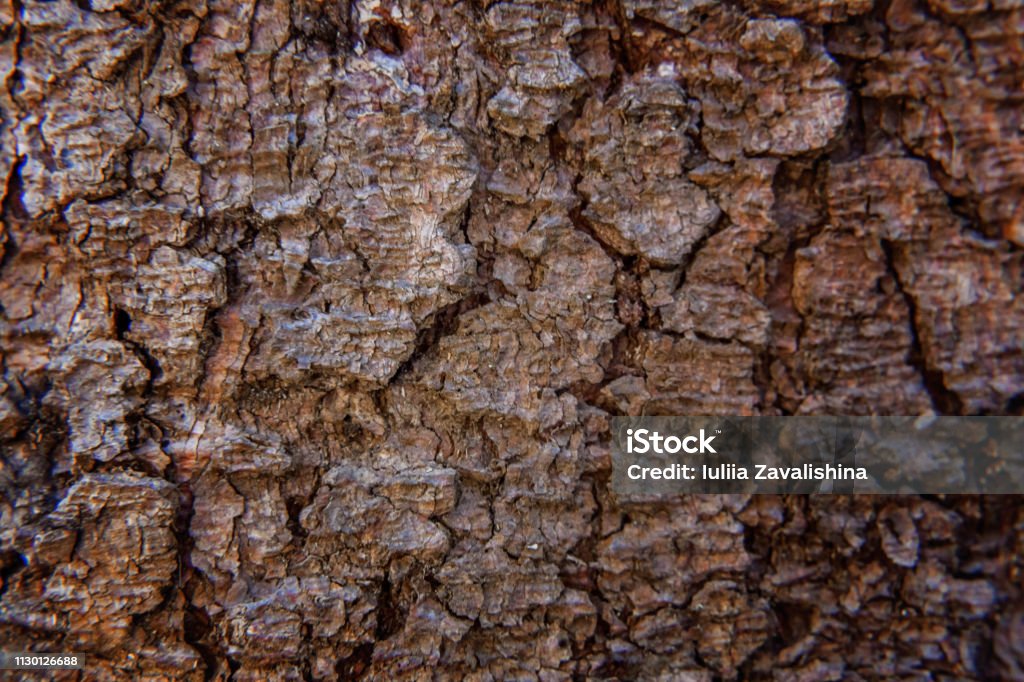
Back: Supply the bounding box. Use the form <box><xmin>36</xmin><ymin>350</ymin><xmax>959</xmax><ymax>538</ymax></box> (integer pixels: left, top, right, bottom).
<box><xmin>1</xmin><ymin>0</ymin><xmax>1023</xmax><ymax>679</ymax></box>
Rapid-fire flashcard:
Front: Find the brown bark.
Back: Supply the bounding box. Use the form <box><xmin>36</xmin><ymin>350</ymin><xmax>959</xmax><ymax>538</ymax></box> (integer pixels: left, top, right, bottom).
<box><xmin>1</xmin><ymin>0</ymin><xmax>1022</xmax><ymax>679</ymax></box>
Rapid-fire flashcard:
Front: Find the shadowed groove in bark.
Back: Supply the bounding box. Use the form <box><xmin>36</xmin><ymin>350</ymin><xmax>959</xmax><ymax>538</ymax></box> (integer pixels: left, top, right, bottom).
<box><xmin>880</xmin><ymin>238</ymin><xmax>966</xmax><ymax>416</ymax></box>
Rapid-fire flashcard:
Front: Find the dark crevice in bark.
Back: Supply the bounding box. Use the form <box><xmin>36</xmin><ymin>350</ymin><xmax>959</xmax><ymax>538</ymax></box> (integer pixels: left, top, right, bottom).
<box><xmin>880</xmin><ymin>238</ymin><xmax>964</xmax><ymax>415</ymax></box>
<box><xmin>179</xmin><ymin>505</ymin><xmax>228</xmax><ymax>681</ymax></box>
<box><xmin>112</xmin><ymin>307</ymin><xmax>164</xmax><ymax>394</ymax></box>
<box><xmin>563</xmin><ymin>324</ymin><xmax>646</xmax><ymax>415</ymax></box>
<box><xmin>0</xmin><ymin>155</ymin><xmax>28</xmax><ymax>227</ymax></box>
<box><xmin>374</xmin><ymin>571</ymin><xmax>404</xmax><ymax>640</ymax></box>
<box><xmin>671</xmin><ymin>210</ymin><xmax>730</xmax><ymax>296</ymax></box>
<box><xmin>566</xmin><ymin>188</ymin><xmax>622</xmax><ymax>268</ymax></box>
<box><xmin>388</xmin><ymin>289</ymin><xmax>491</xmax><ymax>387</ymax></box>
<box><xmin>0</xmin><ymin>156</ymin><xmax>28</xmax><ymax>289</ymax></box>
<box><xmin>0</xmin><ymin>550</ymin><xmax>27</xmax><ymax>600</ymax></box>
<box><xmin>365</xmin><ymin>20</ymin><xmax>409</xmax><ymax>57</ymax></box>
<box><xmin>336</xmin><ymin>643</ymin><xmax>375</xmax><ymax>680</ymax></box>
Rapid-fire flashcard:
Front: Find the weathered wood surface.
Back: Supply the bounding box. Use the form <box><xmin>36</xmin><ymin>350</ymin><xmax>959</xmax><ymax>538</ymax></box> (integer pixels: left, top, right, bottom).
<box><xmin>1</xmin><ymin>0</ymin><xmax>1023</xmax><ymax>678</ymax></box>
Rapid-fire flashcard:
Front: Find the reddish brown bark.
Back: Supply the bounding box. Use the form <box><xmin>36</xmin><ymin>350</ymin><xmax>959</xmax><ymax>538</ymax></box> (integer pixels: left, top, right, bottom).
<box><xmin>1</xmin><ymin>0</ymin><xmax>1022</xmax><ymax>679</ymax></box>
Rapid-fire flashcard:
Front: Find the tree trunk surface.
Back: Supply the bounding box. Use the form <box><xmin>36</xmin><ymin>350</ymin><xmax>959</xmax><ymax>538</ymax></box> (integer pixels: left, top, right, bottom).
<box><xmin>1</xmin><ymin>0</ymin><xmax>1023</xmax><ymax>678</ymax></box>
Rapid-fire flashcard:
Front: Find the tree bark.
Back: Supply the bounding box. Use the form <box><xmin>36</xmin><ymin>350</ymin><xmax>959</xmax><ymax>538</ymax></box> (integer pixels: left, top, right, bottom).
<box><xmin>1</xmin><ymin>0</ymin><xmax>1023</xmax><ymax>678</ymax></box>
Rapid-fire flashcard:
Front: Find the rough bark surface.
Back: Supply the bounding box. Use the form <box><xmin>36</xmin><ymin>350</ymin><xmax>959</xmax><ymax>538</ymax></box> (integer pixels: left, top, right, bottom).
<box><xmin>1</xmin><ymin>0</ymin><xmax>1023</xmax><ymax>679</ymax></box>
